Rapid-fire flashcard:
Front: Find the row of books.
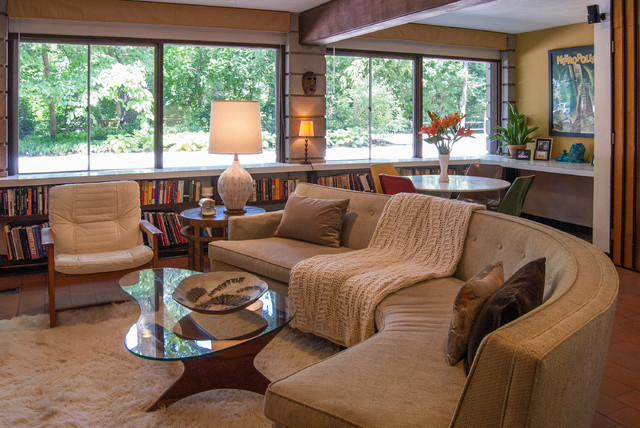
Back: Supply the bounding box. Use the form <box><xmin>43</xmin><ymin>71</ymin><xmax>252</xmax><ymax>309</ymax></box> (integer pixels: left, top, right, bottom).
<box><xmin>138</xmin><ymin>179</ymin><xmax>203</xmax><ymax>205</ymax></box>
<box><xmin>0</xmin><ymin>186</ymin><xmax>51</xmax><ymax>217</ymax></box>
<box><xmin>3</xmin><ymin>222</ymin><xmax>49</xmax><ymax>261</ymax></box>
<box><xmin>250</xmin><ymin>178</ymin><xmax>299</xmax><ymax>202</ymax></box>
<box><xmin>142</xmin><ymin>211</ymin><xmax>188</xmax><ymax>248</ymax></box>
<box><xmin>315</xmin><ymin>172</ymin><xmax>376</xmax><ymax>192</ymax></box>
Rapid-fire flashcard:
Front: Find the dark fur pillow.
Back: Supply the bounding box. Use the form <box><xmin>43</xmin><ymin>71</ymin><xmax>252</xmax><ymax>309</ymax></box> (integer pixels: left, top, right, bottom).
<box><xmin>465</xmin><ymin>257</ymin><xmax>546</xmax><ymax>373</ymax></box>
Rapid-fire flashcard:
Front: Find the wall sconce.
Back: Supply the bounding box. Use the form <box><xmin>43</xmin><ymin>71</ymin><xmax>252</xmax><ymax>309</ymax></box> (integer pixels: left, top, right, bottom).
<box><xmin>298</xmin><ymin>120</ymin><xmax>314</xmax><ymax>165</ymax></box>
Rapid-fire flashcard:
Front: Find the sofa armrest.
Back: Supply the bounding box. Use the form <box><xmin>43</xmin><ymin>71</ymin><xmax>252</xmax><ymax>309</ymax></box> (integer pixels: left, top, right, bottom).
<box><xmin>228</xmin><ymin>210</ymin><xmax>283</xmax><ymax>240</ymax></box>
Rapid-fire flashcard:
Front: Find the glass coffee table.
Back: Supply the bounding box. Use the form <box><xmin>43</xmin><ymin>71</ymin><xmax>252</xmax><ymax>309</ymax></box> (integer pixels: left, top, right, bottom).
<box><xmin>119</xmin><ymin>268</ymin><xmax>293</xmax><ymax>411</ymax></box>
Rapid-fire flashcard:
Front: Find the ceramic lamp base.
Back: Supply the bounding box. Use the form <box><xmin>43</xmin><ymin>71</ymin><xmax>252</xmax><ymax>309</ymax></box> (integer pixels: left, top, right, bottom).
<box><xmin>217</xmin><ymin>156</ymin><xmax>253</xmax><ymax>214</ymax></box>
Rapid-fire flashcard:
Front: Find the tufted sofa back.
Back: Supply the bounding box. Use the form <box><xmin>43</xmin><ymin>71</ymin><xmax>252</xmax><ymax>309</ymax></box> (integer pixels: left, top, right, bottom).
<box><xmin>49</xmin><ymin>181</ymin><xmax>143</xmax><ymax>255</ymax></box>
<box><xmin>294</xmin><ymin>183</ymin><xmax>390</xmax><ymax>249</ymax></box>
<box><xmin>452</xmin><ymin>210</ymin><xmax>617</xmax><ymax>427</ymax></box>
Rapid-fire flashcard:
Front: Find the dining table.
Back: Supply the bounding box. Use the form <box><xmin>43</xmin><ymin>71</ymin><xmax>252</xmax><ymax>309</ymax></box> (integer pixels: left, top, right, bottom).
<box><xmin>404</xmin><ymin>174</ymin><xmax>511</xmax><ymax>197</ymax></box>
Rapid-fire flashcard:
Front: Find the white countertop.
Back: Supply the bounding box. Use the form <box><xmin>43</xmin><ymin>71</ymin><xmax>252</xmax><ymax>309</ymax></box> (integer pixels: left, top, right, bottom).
<box><xmin>0</xmin><ymin>155</ymin><xmax>594</xmax><ymax>188</ymax></box>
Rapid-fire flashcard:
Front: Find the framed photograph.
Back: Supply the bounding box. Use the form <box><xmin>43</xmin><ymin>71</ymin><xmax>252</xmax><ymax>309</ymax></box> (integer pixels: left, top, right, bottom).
<box><xmin>549</xmin><ymin>45</ymin><xmax>595</xmax><ymax>137</ymax></box>
<box><xmin>535</xmin><ymin>138</ymin><xmax>552</xmax><ymax>152</ymax></box>
<box><xmin>516</xmin><ymin>149</ymin><xmax>531</xmax><ymax>160</ymax></box>
<box><xmin>534</xmin><ymin>149</ymin><xmax>551</xmax><ymax>161</ymax></box>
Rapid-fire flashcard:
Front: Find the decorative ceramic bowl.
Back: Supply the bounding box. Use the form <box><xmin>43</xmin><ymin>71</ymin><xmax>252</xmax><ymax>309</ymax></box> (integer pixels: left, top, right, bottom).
<box><xmin>173</xmin><ymin>271</ymin><xmax>267</xmax><ymax>314</ymax></box>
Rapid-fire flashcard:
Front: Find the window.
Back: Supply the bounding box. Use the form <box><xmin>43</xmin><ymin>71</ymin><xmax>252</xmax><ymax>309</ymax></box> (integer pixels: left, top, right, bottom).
<box><xmin>18</xmin><ymin>41</ymin><xmax>155</xmax><ymax>173</ymax></box>
<box><xmin>422</xmin><ymin>58</ymin><xmax>493</xmax><ymax>158</ymax></box>
<box><xmin>326</xmin><ymin>54</ymin><xmax>414</xmax><ymax>160</ymax></box>
<box><xmin>326</xmin><ymin>51</ymin><xmax>496</xmax><ymax>161</ymax></box>
<box><xmin>162</xmin><ymin>45</ymin><xmax>277</xmax><ymax>168</ymax></box>
<box><xmin>16</xmin><ymin>39</ymin><xmax>278</xmax><ymax>174</ymax></box>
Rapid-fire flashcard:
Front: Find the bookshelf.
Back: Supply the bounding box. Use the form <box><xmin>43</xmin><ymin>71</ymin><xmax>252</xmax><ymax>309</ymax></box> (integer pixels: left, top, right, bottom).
<box><xmin>0</xmin><ymin>161</ymin><xmax>473</xmax><ymax>274</ymax></box>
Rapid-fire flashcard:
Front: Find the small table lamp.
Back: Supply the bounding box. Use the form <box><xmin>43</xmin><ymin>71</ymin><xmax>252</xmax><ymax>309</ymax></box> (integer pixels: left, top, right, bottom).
<box><xmin>209</xmin><ymin>100</ymin><xmax>262</xmax><ymax>215</ymax></box>
<box><xmin>298</xmin><ymin>120</ymin><xmax>314</xmax><ymax>165</ymax></box>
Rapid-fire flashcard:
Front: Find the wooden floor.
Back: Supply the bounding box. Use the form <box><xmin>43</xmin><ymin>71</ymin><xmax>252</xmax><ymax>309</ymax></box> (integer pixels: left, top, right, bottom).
<box><xmin>0</xmin><ymin>257</ymin><xmax>638</xmax><ymax>427</ymax></box>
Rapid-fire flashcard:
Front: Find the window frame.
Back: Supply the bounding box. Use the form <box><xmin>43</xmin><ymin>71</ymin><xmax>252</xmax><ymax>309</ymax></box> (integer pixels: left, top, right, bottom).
<box><xmin>8</xmin><ymin>33</ymin><xmax>283</xmax><ymax>175</ymax></box>
<box><xmin>325</xmin><ymin>48</ymin><xmax>500</xmax><ymax>160</ymax></box>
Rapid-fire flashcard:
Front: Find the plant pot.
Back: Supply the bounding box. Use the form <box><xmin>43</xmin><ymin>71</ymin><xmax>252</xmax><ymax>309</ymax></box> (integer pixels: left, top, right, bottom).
<box><xmin>507</xmin><ymin>144</ymin><xmax>527</xmax><ymax>158</ymax></box>
<box><xmin>438</xmin><ymin>153</ymin><xmax>450</xmax><ymax>182</ymax></box>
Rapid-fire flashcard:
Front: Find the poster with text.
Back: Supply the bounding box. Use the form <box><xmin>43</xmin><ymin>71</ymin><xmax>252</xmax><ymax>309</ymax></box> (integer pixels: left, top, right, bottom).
<box><xmin>549</xmin><ymin>45</ymin><xmax>595</xmax><ymax>137</ymax></box>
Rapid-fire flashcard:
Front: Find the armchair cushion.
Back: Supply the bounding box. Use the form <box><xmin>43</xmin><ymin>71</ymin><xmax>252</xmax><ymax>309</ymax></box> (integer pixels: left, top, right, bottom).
<box><xmin>49</xmin><ymin>181</ymin><xmax>143</xmax><ymax>255</ymax></box>
<box><xmin>54</xmin><ymin>245</ymin><xmax>153</xmax><ymax>275</ymax></box>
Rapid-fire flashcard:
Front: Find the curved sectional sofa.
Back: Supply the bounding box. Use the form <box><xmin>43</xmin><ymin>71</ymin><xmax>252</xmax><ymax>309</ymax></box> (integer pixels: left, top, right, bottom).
<box><xmin>209</xmin><ymin>183</ymin><xmax>618</xmax><ymax>428</ymax></box>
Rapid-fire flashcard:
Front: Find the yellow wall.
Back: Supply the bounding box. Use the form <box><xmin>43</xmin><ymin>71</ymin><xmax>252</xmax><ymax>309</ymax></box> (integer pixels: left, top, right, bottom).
<box><xmin>516</xmin><ymin>23</ymin><xmax>594</xmax><ymax>159</ymax></box>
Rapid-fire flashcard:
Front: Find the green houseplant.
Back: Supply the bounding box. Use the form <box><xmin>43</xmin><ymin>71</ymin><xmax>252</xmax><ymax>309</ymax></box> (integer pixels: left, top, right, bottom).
<box><xmin>492</xmin><ymin>104</ymin><xmax>539</xmax><ymax>158</ymax></box>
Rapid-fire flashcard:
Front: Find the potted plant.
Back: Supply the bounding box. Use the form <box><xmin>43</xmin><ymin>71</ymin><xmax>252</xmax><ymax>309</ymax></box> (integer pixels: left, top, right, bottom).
<box><xmin>491</xmin><ymin>104</ymin><xmax>538</xmax><ymax>158</ymax></box>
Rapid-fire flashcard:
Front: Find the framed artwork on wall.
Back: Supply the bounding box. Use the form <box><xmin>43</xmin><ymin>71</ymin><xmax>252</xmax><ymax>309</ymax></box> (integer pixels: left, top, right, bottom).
<box><xmin>549</xmin><ymin>45</ymin><xmax>595</xmax><ymax>137</ymax></box>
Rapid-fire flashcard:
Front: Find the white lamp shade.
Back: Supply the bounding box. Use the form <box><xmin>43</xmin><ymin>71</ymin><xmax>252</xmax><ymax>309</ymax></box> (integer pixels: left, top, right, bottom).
<box><xmin>298</xmin><ymin>120</ymin><xmax>314</xmax><ymax>138</ymax></box>
<box><xmin>209</xmin><ymin>100</ymin><xmax>263</xmax><ymax>154</ymax></box>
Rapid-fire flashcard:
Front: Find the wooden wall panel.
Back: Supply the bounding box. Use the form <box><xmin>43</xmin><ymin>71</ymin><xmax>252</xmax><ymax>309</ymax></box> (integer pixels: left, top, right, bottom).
<box><xmin>612</xmin><ymin>0</ymin><xmax>640</xmax><ymax>270</ymax></box>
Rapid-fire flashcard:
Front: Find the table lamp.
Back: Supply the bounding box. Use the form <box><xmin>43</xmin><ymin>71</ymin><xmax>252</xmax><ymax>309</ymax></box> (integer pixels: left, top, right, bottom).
<box><xmin>209</xmin><ymin>100</ymin><xmax>262</xmax><ymax>214</ymax></box>
<box><xmin>298</xmin><ymin>120</ymin><xmax>314</xmax><ymax>165</ymax></box>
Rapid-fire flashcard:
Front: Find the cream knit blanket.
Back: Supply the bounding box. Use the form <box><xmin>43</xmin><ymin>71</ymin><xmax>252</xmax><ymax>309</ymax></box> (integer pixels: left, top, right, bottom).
<box><xmin>289</xmin><ymin>193</ymin><xmax>483</xmax><ymax>347</ymax></box>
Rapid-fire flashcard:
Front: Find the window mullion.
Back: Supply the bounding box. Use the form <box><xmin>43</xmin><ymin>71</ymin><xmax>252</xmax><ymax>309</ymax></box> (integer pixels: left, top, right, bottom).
<box><xmin>154</xmin><ymin>42</ymin><xmax>163</xmax><ymax>169</ymax></box>
<box><xmin>414</xmin><ymin>56</ymin><xmax>423</xmax><ymax>158</ymax></box>
<box><xmin>368</xmin><ymin>56</ymin><xmax>372</xmax><ymax>160</ymax></box>
<box><xmin>87</xmin><ymin>44</ymin><xmax>91</xmax><ymax>171</ymax></box>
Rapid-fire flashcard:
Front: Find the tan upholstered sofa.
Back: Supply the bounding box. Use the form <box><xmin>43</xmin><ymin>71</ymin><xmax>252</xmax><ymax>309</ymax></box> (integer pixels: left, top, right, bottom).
<box><xmin>209</xmin><ymin>183</ymin><xmax>618</xmax><ymax>427</ymax></box>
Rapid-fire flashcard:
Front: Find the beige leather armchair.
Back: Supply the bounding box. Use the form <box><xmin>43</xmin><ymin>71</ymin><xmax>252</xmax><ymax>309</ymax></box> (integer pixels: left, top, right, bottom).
<box><xmin>42</xmin><ymin>181</ymin><xmax>162</xmax><ymax>327</ymax></box>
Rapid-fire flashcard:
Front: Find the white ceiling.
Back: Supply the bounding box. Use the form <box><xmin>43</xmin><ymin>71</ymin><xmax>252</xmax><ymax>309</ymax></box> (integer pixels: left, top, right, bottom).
<box><xmin>137</xmin><ymin>0</ymin><xmax>609</xmax><ymax>34</ymax></box>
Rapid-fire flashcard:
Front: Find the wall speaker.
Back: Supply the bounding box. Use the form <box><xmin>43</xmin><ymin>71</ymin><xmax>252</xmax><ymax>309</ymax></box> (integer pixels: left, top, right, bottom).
<box><xmin>587</xmin><ymin>4</ymin><xmax>606</xmax><ymax>24</ymax></box>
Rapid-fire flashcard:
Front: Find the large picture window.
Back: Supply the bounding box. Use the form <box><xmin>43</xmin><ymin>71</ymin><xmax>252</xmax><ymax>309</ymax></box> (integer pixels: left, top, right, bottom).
<box><xmin>18</xmin><ymin>42</ymin><xmax>155</xmax><ymax>173</ymax></box>
<box><xmin>422</xmin><ymin>58</ymin><xmax>493</xmax><ymax>158</ymax></box>
<box><xmin>326</xmin><ymin>54</ymin><xmax>414</xmax><ymax>160</ymax></box>
<box><xmin>162</xmin><ymin>45</ymin><xmax>277</xmax><ymax>168</ymax></box>
<box><xmin>326</xmin><ymin>51</ymin><xmax>495</xmax><ymax>161</ymax></box>
<box><xmin>16</xmin><ymin>39</ymin><xmax>278</xmax><ymax>174</ymax></box>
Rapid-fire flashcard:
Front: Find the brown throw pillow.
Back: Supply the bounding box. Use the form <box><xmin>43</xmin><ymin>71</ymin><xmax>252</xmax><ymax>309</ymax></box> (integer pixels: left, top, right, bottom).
<box><xmin>274</xmin><ymin>193</ymin><xmax>350</xmax><ymax>247</ymax></box>
<box><xmin>465</xmin><ymin>257</ymin><xmax>546</xmax><ymax>374</ymax></box>
<box><xmin>445</xmin><ymin>262</ymin><xmax>504</xmax><ymax>366</ymax></box>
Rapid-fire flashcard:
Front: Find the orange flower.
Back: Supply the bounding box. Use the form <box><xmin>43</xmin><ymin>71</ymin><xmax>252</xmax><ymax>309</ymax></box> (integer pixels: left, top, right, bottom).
<box><xmin>425</xmin><ymin>122</ymin><xmax>440</xmax><ymax>136</ymax></box>
<box><xmin>456</xmin><ymin>126</ymin><xmax>475</xmax><ymax>138</ymax></box>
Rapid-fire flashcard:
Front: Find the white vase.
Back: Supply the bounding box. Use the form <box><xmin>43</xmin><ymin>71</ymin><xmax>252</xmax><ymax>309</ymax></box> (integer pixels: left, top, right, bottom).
<box><xmin>438</xmin><ymin>153</ymin><xmax>450</xmax><ymax>182</ymax></box>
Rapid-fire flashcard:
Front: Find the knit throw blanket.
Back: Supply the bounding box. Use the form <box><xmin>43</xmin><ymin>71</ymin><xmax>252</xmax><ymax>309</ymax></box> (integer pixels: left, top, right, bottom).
<box><xmin>289</xmin><ymin>193</ymin><xmax>484</xmax><ymax>347</ymax></box>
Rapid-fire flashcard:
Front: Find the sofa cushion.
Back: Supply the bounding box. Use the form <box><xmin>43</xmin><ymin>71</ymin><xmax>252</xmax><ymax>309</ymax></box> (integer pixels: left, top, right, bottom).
<box><xmin>445</xmin><ymin>261</ymin><xmax>504</xmax><ymax>365</ymax></box>
<box><xmin>465</xmin><ymin>257</ymin><xmax>546</xmax><ymax>372</ymax></box>
<box><xmin>209</xmin><ymin>237</ymin><xmax>353</xmax><ymax>284</ymax></box>
<box><xmin>266</xmin><ymin>277</ymin><xmax>467</xmax><ymax>427</ymax></box>
<box><xmin>275</xmin><ymin>194</ymin><xmax>349</xmax><ymax>247</ymax></box>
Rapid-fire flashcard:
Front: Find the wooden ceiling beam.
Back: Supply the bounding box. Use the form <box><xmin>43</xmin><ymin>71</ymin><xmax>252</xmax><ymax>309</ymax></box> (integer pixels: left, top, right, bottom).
<box><xmin>299</xmin><ymin>0</ymin><xmax>496</xmax><ymax>45</ymax></box>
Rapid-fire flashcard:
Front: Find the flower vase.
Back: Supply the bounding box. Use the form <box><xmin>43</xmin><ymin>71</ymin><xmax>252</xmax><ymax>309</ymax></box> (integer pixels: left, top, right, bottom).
<box><xmin>438</xmin><ymin>153</ymin><xmax>450</xmax><ymax>182</ymax></box>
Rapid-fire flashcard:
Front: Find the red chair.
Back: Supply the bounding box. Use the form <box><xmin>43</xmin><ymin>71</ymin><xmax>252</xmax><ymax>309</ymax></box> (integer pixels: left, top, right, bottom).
<box><xmin>379</xmin><ymin>174</ymin><xmax>418</xmax><ymax>195</ymax></box>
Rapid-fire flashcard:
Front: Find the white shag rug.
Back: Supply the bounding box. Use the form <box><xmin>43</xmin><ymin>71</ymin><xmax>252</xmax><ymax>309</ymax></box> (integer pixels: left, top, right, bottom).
<box><xmin>0</xmin><ymin>302</ymin><xmax>341</xmax><ymax>427</ymax></box>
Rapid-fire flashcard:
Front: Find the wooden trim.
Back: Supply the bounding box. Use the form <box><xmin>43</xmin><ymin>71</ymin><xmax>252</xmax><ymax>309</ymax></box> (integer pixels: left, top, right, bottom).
<box><xmin>299</xmin><ymin>0</ymin><xmax>494</xmax><ymax>45</ymax></box>
<box><xmin>361</xmin><ymin>23</ymin><xmax>508</xmax><ymax>51</ymax></box>
<box><xmin>611</xmin><ymin>0</ymin><xmax>640</xmax><ymax>271</ymax></box>
<box><xmin>8</xmin><ymin>0</ymin><xmax>290</xmax><ymax>33</ymax></box>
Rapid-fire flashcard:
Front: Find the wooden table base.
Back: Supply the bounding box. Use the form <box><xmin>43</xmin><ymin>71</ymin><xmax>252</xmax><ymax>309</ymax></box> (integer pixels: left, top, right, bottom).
<box><xmin>146</xmin><ymin>327</ymin><xmax>282</xmax><ymax>411</ymax></box>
